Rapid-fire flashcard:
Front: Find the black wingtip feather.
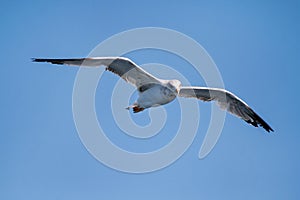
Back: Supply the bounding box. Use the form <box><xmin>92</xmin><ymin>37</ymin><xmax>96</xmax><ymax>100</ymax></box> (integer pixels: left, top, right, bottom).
<box><xmin>253</xmin><ymin>113</ymin><xmax>274</xmax><ymax>133</ymax></box>
<box><xmin>245</xmin><ymin>114</ymin><xmax>274</xmax><ymax>133</ymax></box>
<box><xmin>32</xmin><ymin>58</ymin><xmax>48</xmax><ymax>62</ymax></box>
<box><xmin>32</xmin><ymin>58</ymin><xmax>66</xmax><ymax>65</ymax></box>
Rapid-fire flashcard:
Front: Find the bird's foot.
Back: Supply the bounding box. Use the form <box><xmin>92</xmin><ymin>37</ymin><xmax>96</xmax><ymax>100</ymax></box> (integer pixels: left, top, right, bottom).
<box><xmin>125</xmin><ymin>104</ymin><xmax>145</xmax><ymax>113</ymax></box>
<box><xmin>133</xmin><ymin>106</ymin><xmax>145</xmax><ymax>113</ymax></box>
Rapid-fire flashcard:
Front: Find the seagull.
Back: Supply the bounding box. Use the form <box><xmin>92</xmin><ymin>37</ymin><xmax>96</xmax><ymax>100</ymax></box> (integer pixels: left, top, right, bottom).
<box><xmin>32</xmin><ymin>57</ymin><xmax>273</xmax><ymax>132</ymax></box>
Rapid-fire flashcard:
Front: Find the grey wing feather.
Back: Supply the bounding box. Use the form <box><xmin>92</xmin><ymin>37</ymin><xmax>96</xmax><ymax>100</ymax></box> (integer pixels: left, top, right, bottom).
<box><xmin>178</xmin><ymin>87</ymin><xmax>273</xmax><ymax>132</ymax></box>
<box><xmin>32</xmin><ymin>57</ymin><xmax>161</xmax><ymax>88</ymax></box>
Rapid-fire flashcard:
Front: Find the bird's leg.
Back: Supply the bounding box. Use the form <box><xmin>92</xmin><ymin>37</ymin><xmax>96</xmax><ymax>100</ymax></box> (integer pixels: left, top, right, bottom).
<box><xmin>125</xmin><ymin>103</ymin><xmax>145</xmax><ymax>113</ymax></box>
<box><xmin>132</xmin><ymin>106</ymin><xmax>145</xmax><ymax>113</ymax></box>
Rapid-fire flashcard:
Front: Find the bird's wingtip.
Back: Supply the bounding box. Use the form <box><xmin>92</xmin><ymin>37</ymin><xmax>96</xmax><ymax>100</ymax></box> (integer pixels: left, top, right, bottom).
<box><xmin>262</xmin><ymin>124</ymin><xmax>274</xmax><ymax>133</ymax></box>
<box><xmin>31</xmin><ymin>58</ymin><xmax>45</xmax><ymax>62</ymax></box>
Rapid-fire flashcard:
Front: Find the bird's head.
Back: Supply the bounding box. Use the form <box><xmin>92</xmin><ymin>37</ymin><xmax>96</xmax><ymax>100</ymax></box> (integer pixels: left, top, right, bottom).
<box><xmin>167</xmin><ymin>79</ymin><xmax>181</xmax><ymax>94</ymax></box>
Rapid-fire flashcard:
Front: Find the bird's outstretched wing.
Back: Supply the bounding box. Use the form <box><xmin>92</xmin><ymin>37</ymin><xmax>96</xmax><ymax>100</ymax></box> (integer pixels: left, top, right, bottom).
<box><xmin>32</xmin><ymin>57</ymin><xmax>161</xmax><ymax>88</ymax></box>
<box><xmin>178</xmin><ymin>87</ymin><xmax>273</xmax><ymax>132</ymax></box>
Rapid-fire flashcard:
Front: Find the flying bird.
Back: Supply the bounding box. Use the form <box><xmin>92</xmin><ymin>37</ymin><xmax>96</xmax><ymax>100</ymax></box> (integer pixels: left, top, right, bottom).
<box><xmin>32</xmin><ymin>57</ymin><xmax>273</xmax><ymax>132</ymax></box>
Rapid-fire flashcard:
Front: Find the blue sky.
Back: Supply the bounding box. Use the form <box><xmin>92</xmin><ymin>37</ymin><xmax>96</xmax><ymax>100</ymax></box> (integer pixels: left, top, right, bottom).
<box><xmin>1</xmin><ymin>0</ymin><xmax>300</xmax><ymax>199</ymax></box>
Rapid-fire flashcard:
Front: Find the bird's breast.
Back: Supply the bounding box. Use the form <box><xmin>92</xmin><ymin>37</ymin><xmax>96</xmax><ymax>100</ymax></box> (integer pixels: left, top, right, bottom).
<box><xmin>137</xmin><ymin>85</ymin><xmax>176</xmax><ymax>108</ymax></box>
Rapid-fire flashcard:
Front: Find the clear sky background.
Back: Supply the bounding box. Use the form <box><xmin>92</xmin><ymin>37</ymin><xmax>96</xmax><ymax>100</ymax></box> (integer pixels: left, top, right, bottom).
<box><xmin>1</xmin><ymin>0</ymin><xmax>299</xmax><ymax>199</ymax></box>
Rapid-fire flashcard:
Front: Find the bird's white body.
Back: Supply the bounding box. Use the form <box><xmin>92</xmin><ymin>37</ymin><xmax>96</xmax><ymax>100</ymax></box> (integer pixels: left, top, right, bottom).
<box><xmin>136</xmin><ymin>83</ymin><xmax>177</xmax><ymax>109</ymax></box>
